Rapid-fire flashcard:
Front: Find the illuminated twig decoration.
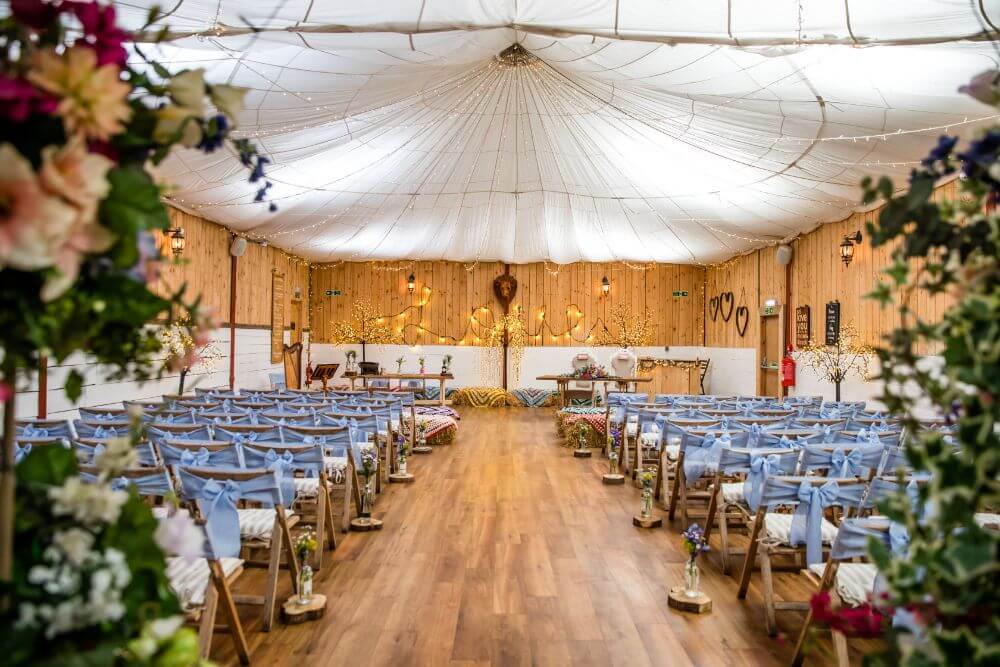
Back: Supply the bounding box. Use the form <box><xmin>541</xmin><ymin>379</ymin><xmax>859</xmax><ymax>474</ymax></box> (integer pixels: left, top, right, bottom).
<box><xmin>597</xmin><ymin>304</ymin><xmax>654</xmax><ymax>348</ymax></box>
<box><xmin>796</xmin><ymin>322</ymin><xmax>874</xmax><ymax>401</ymax></box>
<box><xmin>328</xmin><ymin>299</ymin><xmax>403</xmax><ymax>361</ymax></box>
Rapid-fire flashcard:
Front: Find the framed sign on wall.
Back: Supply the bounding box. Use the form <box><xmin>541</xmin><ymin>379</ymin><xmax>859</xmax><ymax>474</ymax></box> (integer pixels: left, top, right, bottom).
<box><xmin>825</xmin><ymin>301</ymin><xmax>840</xmax><ymax>345</ymax></box>
<box><xmin>271</xmin><ymin>270</ymin><xmax>285</xmax><ymax>363</ymax></box>
<box><xmin>795</xmin><ymin>305</ymin><xmax>811</xmax><ymax>348</ymax></box>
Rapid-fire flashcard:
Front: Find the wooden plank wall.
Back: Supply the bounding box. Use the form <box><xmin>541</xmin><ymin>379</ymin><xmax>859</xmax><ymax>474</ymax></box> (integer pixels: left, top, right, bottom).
<box><xmin>156</xmin><ymin>207</ymin><xmax>310</xmax><ymax>328</ymax></box>
<box><xmin>706</xmin><ymin>179</ymin><xmax>958</xmax><ymax>349</ymax></box>
<box><xmin>310</xmin><ymin>261</ymin><xmax>706</xmax><ymax>346</ymax></box>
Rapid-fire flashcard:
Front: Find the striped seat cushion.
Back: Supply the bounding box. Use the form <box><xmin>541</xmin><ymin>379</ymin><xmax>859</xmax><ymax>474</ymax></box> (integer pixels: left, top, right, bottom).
<box><xmin>764</xmin><ymin>512</ymin><xmax>838</xmax><ymax>545</ymax></box>
<box><xmin>166</xmin><ymin>556</ymin><xmax>242</xmax><ymax>608</ymax></box>
<box><xmin>626</xmin><ymin>422</ymin><xmax>638</xmax><ymax>437</ymax></box>
<box><xmin>808</xmin><ymin>562</ymin><xmax>878</xmax><ymax>608</ymax></box>
<box><xmin>237</xmin><ymin>508</ymin><xmax>295</xmax><ymax>541</ymax></box>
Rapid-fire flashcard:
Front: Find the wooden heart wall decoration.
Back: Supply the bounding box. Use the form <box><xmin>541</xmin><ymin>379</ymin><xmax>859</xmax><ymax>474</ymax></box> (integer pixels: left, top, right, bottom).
<box><xmin>735</xmin><ymin>305</ymin><xmax>750</xmax><ymax>337</ymax></box>
<box><xmin>719</xmin><ymin>291</ymin><xmax>735</xmax><ymax>322</ymax></box>
<box><xmin>709</xmin><ymin>296</ymin><xmax>720</xmax><ymax>321</ymax></box>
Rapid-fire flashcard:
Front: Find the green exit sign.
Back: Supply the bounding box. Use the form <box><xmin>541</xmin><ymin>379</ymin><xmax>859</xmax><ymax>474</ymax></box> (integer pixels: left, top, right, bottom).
<box><xmin>672</xmin><ymin>290</ymin><xmax>689</xmax><ymax>297</ymax></box>
<box><xmin>324</xmin><ymin>289</ymin><xmax>342</xmax><ymax>297</ymax></box>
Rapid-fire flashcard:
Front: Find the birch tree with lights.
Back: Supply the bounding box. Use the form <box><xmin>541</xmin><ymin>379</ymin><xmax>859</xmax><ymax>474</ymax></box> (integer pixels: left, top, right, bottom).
<box><xmin>328</xmin><ymin>299</ymin><xmax>402</xmax><ymax>361</ymax></box>
<box><xmin>597</xmin><ymin>304</ymin><xmax>654</xmax><ymax>349</ymax></box>
<box><xmin>796</xmin><ymin>323</ymin><xmax>874</xmax><ymax>401</ymax></box>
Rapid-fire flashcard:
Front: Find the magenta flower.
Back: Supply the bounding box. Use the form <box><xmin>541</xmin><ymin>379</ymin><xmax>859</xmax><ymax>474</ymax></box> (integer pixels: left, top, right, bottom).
<box><xmin>0</xmin><ymin>75</ymin><xmax>58</xmax><ymax>122</ymax></box>
<box><xmin>10</xmin><ymin>0</ymin><xmax>64</xmax><ymax>30</ymax></box>
<box><xmin>66</xmin><ymin>1</ymin><xmax>132</xmax><ymax>68</ymax></box>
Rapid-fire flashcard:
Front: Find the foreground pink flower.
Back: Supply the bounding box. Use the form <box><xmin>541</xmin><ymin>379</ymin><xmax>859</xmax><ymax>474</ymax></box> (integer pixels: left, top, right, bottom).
<box><xmin>0</xmin><ymin>75</ymin><xmax>57</xmax><ymax>122</ymax></box>
<box><xmin>29</xmin><ymin>46</ymin><xmax>132</xmax><ymax>141</ymax></box>
<box><xmin>0</xmin><ymin>381</ymin><xmax>12</xmax><ymax>402</ymax></box>
<box><xmin>37</xmin><ymin>137</ymin><xmax>115</xmax><ymax>300</ymax></box>
<box><xmin>0</xmin><ymin>143</ymin><xmax>77</xmax><ymax>272</ymax></box>
<box><xmin>66</xmin><ymin>0</ymin><xmax>131</xmax><ymax>68</ymax></box>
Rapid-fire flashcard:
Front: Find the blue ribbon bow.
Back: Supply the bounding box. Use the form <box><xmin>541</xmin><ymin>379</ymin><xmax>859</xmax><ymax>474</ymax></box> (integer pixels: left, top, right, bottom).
<box><xmin>830</xmin><ymin>447</ymin><xmax>864</xmax><ymax>478</ymax></box>
<box><xmin>683</xmin><ymin>433</ymin><xmax>730</xmax><ymax>483</ymax></box>
<box><xmin>110</xmin><ymin>477</ymin><xmax>131</xmax><ymax>492</ymax></box>
<box><xmin>180</xmin><ymin>447</ymin><xmax>211</xmax><ymax>467</ymax></box>
<box><xmin>200</xmin><ymin>479</ymin><xmax>242</xmax><ymax>558</ymax></box>
<box><xmin>744</xmin><ymin>453</ymin><xmax>781</xmax><ymax>511</ymax></box>
<box><xmin>790</xmin><ymin>479</ymin><xmax>840</xmax><ymax>565</ymax></box>
<box><xmin>14</xmin><ymin>443</ymin><xmax>32</xmax><ymax>464</ymax></box>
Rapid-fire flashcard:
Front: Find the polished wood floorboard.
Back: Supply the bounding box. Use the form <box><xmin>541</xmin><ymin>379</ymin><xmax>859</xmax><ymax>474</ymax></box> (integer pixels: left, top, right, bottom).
<box><xmin>214</xmin><ymin>408</ymin><xmax>870</xmax><ymax>665</ymax></box>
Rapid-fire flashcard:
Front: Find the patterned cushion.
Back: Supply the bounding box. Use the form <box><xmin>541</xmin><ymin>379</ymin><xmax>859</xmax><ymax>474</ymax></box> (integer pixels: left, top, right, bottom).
<box><xmin>764</xmin><ymin>512</ymin><xmax>838</xmax><ymax>545</ymax></box>
<box><xmin>808</xmin><ymin>562</ymin><xmax>878</xmax><ymax>607</ymax></box>
<box><xmin>166</xmin><ymin>556</ymin><xmax>242</xmax><ymax>608</ymax></box>
<box><xmin>237</xmin><ymin>508</ymin><xmax>295</xmax><ymax>541</ymax></box>
<box><xmin>639</xmin><ymin>431</ymin><xmax>659</xmax><ymax>447</ymax></box>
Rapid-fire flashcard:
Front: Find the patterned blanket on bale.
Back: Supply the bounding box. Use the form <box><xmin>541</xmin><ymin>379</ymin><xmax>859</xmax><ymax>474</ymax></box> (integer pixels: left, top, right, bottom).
<box><xmin>415</xmin><ymin>406</ymin><xmax>460</xmax><ymax>420</ymax></box>
<box><xmin>451</xmin><ymin>387</ymin><xmax>511</xmax><ymax>407</ymax></box>
<box><xmin>415</xmin><ymin>414</ymin><xmax>457</xmax><ymax>445</ymax></box>
<box><xmin>556</xmin><ymin>408</ymin><xmax>606</xmax><ymax>448</ymax></box>
<box><xmin>509</xmin><ymin>388</ymin><xmax>558</xmax><ymax>407</ymax></box>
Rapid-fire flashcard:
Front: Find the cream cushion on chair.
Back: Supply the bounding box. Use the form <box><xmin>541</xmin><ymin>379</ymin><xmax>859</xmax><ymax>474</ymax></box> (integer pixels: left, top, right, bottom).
<box><xmin>721</xmin><ymin>482</ymin><xmax>745</xmax><ymax>504</ymax></box>
<box><xmin>237</xmin><ymin>508</ymin><xmax>295</xmax><ymax>541</ymax></box>
<box><xmin>807</xmin><ymin>563</ymin><xmax>878</xmax><ymax>607</ymax></box>
<box><xmin>166</xmin><ymin>556</ymin><xmax>243</xmax><ymax>607</ymax></box>
<box><xmin>323</xmin><ymin>455</ymin><xmax>349</xmax><ymax>483</ymax></box>
<box><xmin>764</xmin><ymin>512</ymin><xmax>838</xmax><ymax>545</ymax></box>
<box><xmin>293</xmin><ymin>477</ymin><xmax>320</xmax><ymax>498</ymax></box>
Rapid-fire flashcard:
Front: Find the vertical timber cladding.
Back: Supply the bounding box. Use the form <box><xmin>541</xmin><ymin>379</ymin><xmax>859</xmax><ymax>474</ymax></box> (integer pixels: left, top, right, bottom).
<box><xmin>307</xmin><ymin>261</ymin><xmax>707</xmax><ymax>346</ymax></box>
<box><xmin>271</xmin><ymin>270</ymin><xmax>285</xmax><ymax>363</ymax></box>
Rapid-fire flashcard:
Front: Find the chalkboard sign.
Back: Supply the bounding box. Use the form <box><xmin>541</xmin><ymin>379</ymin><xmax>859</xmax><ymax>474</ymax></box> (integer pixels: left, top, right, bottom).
<box><xmin>825</xmin><ymin>301</ymin><xmax>840</xmax><ymax>345</ymax></box>
<box><xmin>795</xmin><ymin>305</ymin><xmax>811</xmax><ymax>348</ymax></box>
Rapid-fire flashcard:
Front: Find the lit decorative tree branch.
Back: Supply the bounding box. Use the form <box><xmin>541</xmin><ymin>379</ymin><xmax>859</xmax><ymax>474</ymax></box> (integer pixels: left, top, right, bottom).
<box><xmin>159</xmin><ymin>314</ymin><xmax>223</xmax><ymax>394</ymax></box>
<box><xmin>597</xmin><ymin>304</ymin><xmax>654</xmax><ymax>348</ymax></box>
<box><xmin>796</xmin><ymin>322</ymin><xmax>873</xmax><ymax>401</ymax></box>
<box><xmin>328</xmin><ymin>299</ymin><xmax>402</xmax><ymax>361</ymax></box>
<box><xmin>480</xmin><ymin>312</ymin><xmax>526</xmax><ymax>385</ymax></box>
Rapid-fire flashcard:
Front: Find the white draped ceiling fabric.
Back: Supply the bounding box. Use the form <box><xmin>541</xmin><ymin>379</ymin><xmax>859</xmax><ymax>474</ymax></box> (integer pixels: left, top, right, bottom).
<box><xmin>120</xmin><ymin>1</ymin><xmax>1000</xmax><ymax>264</ymax></box>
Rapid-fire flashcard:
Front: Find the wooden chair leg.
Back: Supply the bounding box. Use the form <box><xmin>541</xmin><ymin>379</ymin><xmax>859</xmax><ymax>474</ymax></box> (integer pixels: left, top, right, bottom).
<box><xmin>704</xmin><ymin>476</ymin><xmax>720</xmax><ymax>540</ymax></box>
<box><xmin>668</xmin><ymin>456</ymin><xmax>684</xmax><ymax>521</ymax></box>
<box><xmin>277</xmin><ymin>508</ymin><xmax>300</xmax><ymax>591</ymax></box>
<box><xmin>262</xmin><ymin>521</ymin><xmax>283</xmax><ymax>632</ymax></box>
<box><xmin>737</xmin><ymin>508</ymin><xmax>765</xmax><ymax>599</ymax></box>
<box><xmin>760</xmin><ymin>545</ymin><xmax>776</xmax><ymax>636</ymax></box>
<box><xmin>197</xmin><ymin>575</ymin><xmax>219</xmax><ymax>658</ymax></box>
<box><xmin>211</xmin><ymin>561</ymin><xmax>250</xmax><ymax>665</ymax></box>
<box><xmin>342</xmin><ymin>472</ymin><xmax>353</xmax><ymax>532</ymax></box>
<box><xmin>719</xmin><ymin>505</ymin><xmax>732</xmax><ymax>575</ymax></box>
<box><xmin>653</xmin><ymin>450</ymin><xmax>664</xmax><ymax>501</ymax></box>
<box><xmin>323</xmin><ymin>483</ymin><xmax>338</xmax><ymax>550</ymax></box>
<box><xmin>679</xmin><ymin>478</ymin><xmax>690</xmax><ymax>527</ymax></box>
<box><xmin>831</xmin><ymin>629</ymin><xmax>851</xmax><ymax>667</ymax></box>
<box><xmin>313</xmin><ymin>490</ymin><xmax>327</xmax><ymax>570</ymax></box>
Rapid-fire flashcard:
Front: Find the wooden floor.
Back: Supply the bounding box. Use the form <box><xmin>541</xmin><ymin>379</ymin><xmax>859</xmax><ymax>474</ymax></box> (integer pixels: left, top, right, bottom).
<box><xmin>214</xmin><ymin>408</ymin><xmax>872</xmax><ymax>666</ymax></box>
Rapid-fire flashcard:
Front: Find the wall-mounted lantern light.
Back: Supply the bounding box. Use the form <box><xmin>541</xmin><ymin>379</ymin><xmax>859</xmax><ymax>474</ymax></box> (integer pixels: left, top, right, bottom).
<box><xmin>601</xmin><ymin>276</ymin><xmax>610</xmax><ymax>295</ymax></box>
<box><xmin>407</xmin><ymin>273</ymin><xmax>416</xmax><ymax>294</ymax></box>
<box><xmin>840</xmin><ymin>231</ymin><xmax>862</xmax><ymax>267</ymax></box>
<box><xmin>168</xmin><ymin>228</ymin><xmax>186</xmax><ymax>256</ymax></box>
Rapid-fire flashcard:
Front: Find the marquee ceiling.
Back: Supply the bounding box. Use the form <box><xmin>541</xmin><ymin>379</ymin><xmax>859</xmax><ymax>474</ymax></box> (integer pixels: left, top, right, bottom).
<box><xmin>121</xmin><ymin>1</ymin><xmax>1000</xmax><ymax>264</ymax></box>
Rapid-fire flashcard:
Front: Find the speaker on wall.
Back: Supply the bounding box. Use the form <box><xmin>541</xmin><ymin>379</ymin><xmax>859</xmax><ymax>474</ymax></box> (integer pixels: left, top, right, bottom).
<box><xmin>230</xmin><ymin>236</ymin><xmax>248</xmax><ymax>257</ymax></box>
<box><xmin>776</xmin><ymin>243</ymin><xmax>793</xmax><ymax>266</ymax></box>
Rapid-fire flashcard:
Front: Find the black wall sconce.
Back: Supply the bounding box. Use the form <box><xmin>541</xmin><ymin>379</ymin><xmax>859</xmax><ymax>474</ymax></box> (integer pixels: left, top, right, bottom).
<box><xmin>407</xmin><ymin>273</ymin><xmax>416</xmax><ymax>294</ymax></box>
<box><xmin>168</xmin><ymin>227</ymin><xmax>186</xmax><ymax>256</ymax></box>
<box><xmin>601</xmin><ymin>276</ymin><xmax>610</xmax><ymax>295</ymax></box>
<box><xmin>840</xmin><ymin>231</ymin><xmax>862</xmax><ymax>267</ymax></box>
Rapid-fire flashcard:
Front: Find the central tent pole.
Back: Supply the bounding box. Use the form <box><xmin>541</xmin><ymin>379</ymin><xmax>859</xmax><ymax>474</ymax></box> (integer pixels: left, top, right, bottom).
<box><xmin>502</xmin><ymin>264</ymin><xmax>510</xmax><ymax>391</ymax></box>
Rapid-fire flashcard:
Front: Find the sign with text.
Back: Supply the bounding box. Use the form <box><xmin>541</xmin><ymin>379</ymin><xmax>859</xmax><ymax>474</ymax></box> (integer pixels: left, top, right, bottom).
<box><xmin>825</xmin><ymin>301</ymin><xmax>840</xmax><ymax>345</ymax></box>
<box><xmin>795</xmin><ymin>305</ymin><xmax>811</xmax><ymax>348</ymax></box>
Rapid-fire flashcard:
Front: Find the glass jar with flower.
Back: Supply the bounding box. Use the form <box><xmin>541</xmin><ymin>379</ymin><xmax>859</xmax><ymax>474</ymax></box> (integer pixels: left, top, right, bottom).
<box><xmin>638</xmin><ymin>469</ymin><xmax>655</xmax><ymax>518</ymax></box>
<box><xmin>396</xmin><ymin>432</ymin><xmax>408</xmax><ymax>475</ymax></box>
<box><xmin>294</xmin><ymin>529</ymin><xmax>318</xmax><ymax>605</ymax></box>
<box><xmin>681</xmin><ymin>524</ymin><xmax>709</xmax><ymax>598</ymax></box>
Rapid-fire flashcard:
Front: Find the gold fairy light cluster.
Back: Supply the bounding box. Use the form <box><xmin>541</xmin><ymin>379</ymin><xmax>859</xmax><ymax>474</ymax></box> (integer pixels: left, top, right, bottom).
<box><xmin>327</xmin><ymin>299</ymin><xmax>403</xmax><ymax>346</ymax></box>
<box><xmin>797</xmin><ymin>323</ymin><xmax>874</xmax><ymax>386</ymax></box>
<box><xmin>159</xmin><ymin>316</ymin><xmax>224</xmax><ymax>372</ymax></box>
<box><xmin>479</xmin><ymin>310</ymin><xmax>528</xmax><ymax>385</ymax></box>
<box><xmin>494</xmin><ymin>44</ymin><xmax>541</xmax><ymax>70</ymax></box>
<box><xmin>597</xmin><ymin>304</ymin><xmax>655</xmax><ymax>348</ymax></box>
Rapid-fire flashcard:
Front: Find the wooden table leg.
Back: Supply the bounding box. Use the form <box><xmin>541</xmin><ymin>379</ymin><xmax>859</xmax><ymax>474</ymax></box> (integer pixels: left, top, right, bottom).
<box><xmin>439</xmin><ymin>378</ymin><xmax>446</xmax><ymax>406</ymax></box>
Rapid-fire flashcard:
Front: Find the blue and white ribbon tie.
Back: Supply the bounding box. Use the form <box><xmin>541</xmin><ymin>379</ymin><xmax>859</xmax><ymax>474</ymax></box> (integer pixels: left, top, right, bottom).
<box><xmin>180</xmin><ymin>447</ymin><xmax>211</xmax><ymax>467</ymax></box>
<box><xmin>14</xmin><ymin>443</ymin><xmax>32</xmax><ymax>464</ymax></box>
<box><xmin>830</xmin><ymin>447</ymin><xmax>864</xmax><ymax>478</ymax></box>
<box><xmin>790</xmin><ymin>479</ymin><xmax>840</xmax><ymax>565</ymax></box>
<box><xmin>199</xmin><ymin>479</ymin><xmax>242</xmax><ymax>558</ymax></box>
<box><xmin>683</xmin><ymin>433</ymin><xmax>729</xmax><ymax>482</ymax></box>
<box><xmin>744</xmin><ymin>453</ymin><xmax>781</xmax><ymax>511</ymax></box>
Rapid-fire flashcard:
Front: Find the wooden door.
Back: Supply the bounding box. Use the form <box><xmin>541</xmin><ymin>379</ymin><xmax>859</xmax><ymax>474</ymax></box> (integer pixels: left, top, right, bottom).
<box><xmin>757</xmin><ymin>306</ymin><xmax>784</xmax><ymax>397</ymax></box>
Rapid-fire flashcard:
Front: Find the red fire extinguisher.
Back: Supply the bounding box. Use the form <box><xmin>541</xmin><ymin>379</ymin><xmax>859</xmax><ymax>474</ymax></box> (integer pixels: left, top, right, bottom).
<box><xmin>780</xmin><ymin>344</ymin><xmax>796</xmax><ymax>388</ymax></box>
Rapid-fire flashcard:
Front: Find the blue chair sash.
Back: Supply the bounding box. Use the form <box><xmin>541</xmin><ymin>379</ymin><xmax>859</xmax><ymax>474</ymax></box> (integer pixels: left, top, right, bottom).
<box><xmin>14</xmin><ymin>443</ymin><xmax>31</xmax><ymax>464</ymax></box>
<box><xmin>743</xmin><ymin>453</ymin><xmax>783</xmax><ymax>511</ymax></box>
<box><xmin>790</xmin><ymin>479</ymin><xmax>843</xmax><ymax>565</ymax></box>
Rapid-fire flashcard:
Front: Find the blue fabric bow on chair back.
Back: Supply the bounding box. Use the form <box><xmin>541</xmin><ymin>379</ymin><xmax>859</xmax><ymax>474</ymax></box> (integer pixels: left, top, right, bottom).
<box><xmin>20</xmin><ymin>425</ymin><xmax>48</xmax><ymax>438</ymax></box>
<box><xmin>180</xmin><ymin>447</ymin><xmax>212</xmax><ymax>467</ymax></box>
<box><xmin>682</xmin><ymin>432</ymin><xmax>731</xmax><ymax>483</ymax></box>
<box><xmin>14</xmin><ymin>443</ymin><xmax>31</xmax><ymax>464</ymax></box>
<box><xmin>791</xmin><ymin>479</ymin><xmax>842</xmax><ymax>565</ymax></box>
<box><xmin>261</xmin><ymin>448</ymin><xmax>297</xmax><ymax>507</ymax></box>
<box><xmin>830</xmin><ymin>446</ymin><xmax>865</xmax><ymax>478</ymax></box>
<box><xmin>743</xmin><ymin>453</ymin><xmax>786</xmax><ymax>511</ymax></box>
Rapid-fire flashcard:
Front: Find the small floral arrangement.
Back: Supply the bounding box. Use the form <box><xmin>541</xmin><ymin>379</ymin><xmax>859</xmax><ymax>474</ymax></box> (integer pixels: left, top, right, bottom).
<box><xmin>294</xmin><ymin>529</ymin><xmax>318</xmax><ymax>564</ymax></box>
<box><xmin>565</xmin><ymin>363</ymin><xmax>610</xmax><ymax>380</ymax></box>
<box><xmin>418</xmin><ymin>356</ymin><xmax>426</xmax><ymax>373</ymax></box>
<box><xmin>682</xmin><ymin>523</ymin><xmax>710</xmax><ymax>562</ymax></box>
<box><xmin>395</xmin><ymin>356</ymin><xmax>404</xmax><ymax>373</ymax></box>
<box><xmin>575</xmin><ymin>420</ymin><xmax>591</xmax><ymax>448</ymax></box>
<box><xmin>359</xmin><ymin>445</ymin><xmax>378</xmax><ymax>479</ymax></box>
<box><xmin>638</xmin><ymin>469</ymin><xmax>655</xmax><ymax>490</ymax></box>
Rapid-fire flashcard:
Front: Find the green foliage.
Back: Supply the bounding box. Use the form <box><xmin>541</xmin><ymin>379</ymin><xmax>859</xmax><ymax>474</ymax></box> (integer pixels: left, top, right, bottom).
<box><xmin>1</xmin><ymin>446</ymin><xmax>182</xmax><ymax>666</ymax></box>
<box><xmin>860</xmin><ymin>132</ymin><xmax>1000</xmax><ymax>665</ymax></box>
